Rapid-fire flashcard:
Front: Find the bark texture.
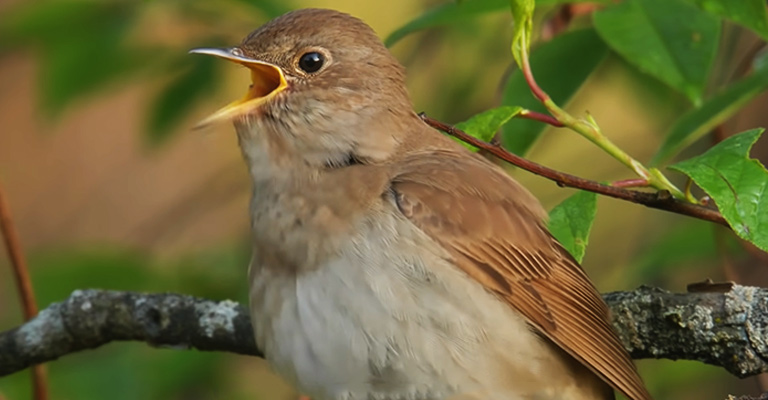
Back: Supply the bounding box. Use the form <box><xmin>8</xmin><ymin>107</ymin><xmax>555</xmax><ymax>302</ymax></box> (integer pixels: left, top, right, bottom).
<box><xmin>2</xmin><ymin>285</ymin><xmax>768</xmax><ymax>382</ymax></box>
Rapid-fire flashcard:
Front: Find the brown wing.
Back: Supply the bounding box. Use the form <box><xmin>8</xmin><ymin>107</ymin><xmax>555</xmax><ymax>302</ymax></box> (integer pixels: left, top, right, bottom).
<box><xmin>390</xmin><ymin>150</ymin><xmax>651</xmax><ymax>400</ymax></box>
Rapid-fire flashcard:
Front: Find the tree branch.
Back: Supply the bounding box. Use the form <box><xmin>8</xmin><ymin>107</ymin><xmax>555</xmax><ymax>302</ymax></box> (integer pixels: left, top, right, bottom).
<box><xmin>2</xmin><ymin>285</ymin><xmax>768</xmax><ymax>381</ymax></box>
<box><xmin>0</xmin><ymin>290</ymin><xmax>260</xmax><ymax>377</ymax></box>
<box><xmin>420</xmin><ymin>114</ymin><xmax>728</xmax><ymax>227</ymax></box>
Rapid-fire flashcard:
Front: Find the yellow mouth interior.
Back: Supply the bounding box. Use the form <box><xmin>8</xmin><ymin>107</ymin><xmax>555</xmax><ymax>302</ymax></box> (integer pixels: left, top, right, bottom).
<box><xmin>246</xmin><ymin>63</ymin><xmax>285</xmax><ymax>100</ymax></box>
<box><xmin>194</xmin><ymin>58</ymin><xmax>287</xmax><ymax>129</ymax></box>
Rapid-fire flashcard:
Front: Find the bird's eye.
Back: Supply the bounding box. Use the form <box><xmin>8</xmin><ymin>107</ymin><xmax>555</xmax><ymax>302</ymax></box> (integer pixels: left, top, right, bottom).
<box><xmin>298</xmin><ymin>52</ymin><xmax>324</xmax><ymax>73</ymax></box>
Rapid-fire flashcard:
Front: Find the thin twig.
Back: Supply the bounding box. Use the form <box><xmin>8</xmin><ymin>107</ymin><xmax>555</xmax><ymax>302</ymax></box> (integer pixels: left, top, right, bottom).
<box><xmin>520</xmin><ymin>38</ymin><xmax>548</xmax><ymax>103</ymax></box>
<box><xmin>612</xmin><ymin>179</ymin><xmax>650</xmax><ymax>188</ymax></box>
<box><xmin>0</xmin><ymin>185</ymin><xmax>48</xmax><ymax>400</ymax></box>
<box><xmin>419</xmin><ymin>114</ymin><xmax>728</xmax><ymax>227</ymax></box>
<box><xmin>731</xmin><ymin>39</ymin><xmax>767</xmax><ymax>81</ymax></box>
<box><xmin>0</xmin><ymin>188</ymin><xmax>37</xmax><ymax>318</ymax></box>
<box><xmin>516</xmin><ymin>29</ymin><xmax>687</xmax><ymax>198</ymax></box>
<box><xmin>517</xmin><ymin>109</ymin><xmax>564</xmax><ymax>127</ymax></box>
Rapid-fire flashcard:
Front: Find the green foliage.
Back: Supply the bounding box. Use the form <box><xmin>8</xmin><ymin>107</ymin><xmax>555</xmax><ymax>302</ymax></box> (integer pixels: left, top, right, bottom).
<box><xmin>0</xmin><ymin>1</ymin><xmax>146</xmax><ymax>115</ymax></box>
<box><xmin>0</xmin><ymin>243</ymin><xmax>252</xmax><ymax>398</ymax></box>
<box><xmin>29</xmin><ymin>248</ymin><xmax>154</xmax><ymax>307</ymax></box>
<box><xmin>384</xmin><ymin>0</ymin><xmax>609</xmax><ymax>47</ymax></box>
<box><xmin>0</xmin><ymin>0</ymin><xmax>288</xmax><ymax>141</ymax></box>
<box><xmin>652</xmin><ymin>66</ymin><xmax>768</xmax><ymax>165</ymax></box>
<box><xmin>385</xmin><ymin>0</ymin><xmax>508</xmax><ymax>47</ymax></box>
<box><xmin>670</xmin><ymin>129</ymin><xmax>768</xmax><ymax>251</ymax></box>
<box><xmin>682</xmin><ymin>0</ymin><xmax>768</xmax><ymax>39</ymax></box>
<box><xmin>501</xmin><ymin>29</ymin><xmax>608</xmax><ymax>154</ymax></box>
<box><xmin>2</xmin><ymin>0</ymin><xmax>766</xmax><ymax>274</ymax></box>
<box><xmin>547</xmin><ymin>190</ymin><xmax>598</xmax><ymax>263</ymax></box>
<box><xmin>4</xmin><ymin>0</ymin><xmax>768</xmax><ymax>397</ymax></box>
<box><xmin>593</xmin><ymin>0</ymin><xmax>721</xmax><ymax>105</ymax></box>
<box><xmin>454</xmin><ymin>106</ymin><xmax>521</xmax><ymax>151</ymax></box>
<box><xmin>0</xmin><ymin>338</ymin><xmax>227</xmax><ymax>400</ymax></box>
<box><xmin>0</xmin><ymin>244</ymin><xmax>249</xmax><ymax>399</ymax></box>
<box><xmin>0</xmin><ymin>0</ymin><xmax>131</xmax><ymax>44</ymax></box>
<box><xmin>147</xmin><ymin>56</ymin><xmax>220</xmax><ymax>143</ymax></box>
<box><xmin>627</xmin><ymin>219</ymin><xmax>738</xmax><ymax>284</ymax></box>
<box><xmin>509</xmin><ymin>0</ymin><xmax>535</xmax><ymax>67</ymax></box>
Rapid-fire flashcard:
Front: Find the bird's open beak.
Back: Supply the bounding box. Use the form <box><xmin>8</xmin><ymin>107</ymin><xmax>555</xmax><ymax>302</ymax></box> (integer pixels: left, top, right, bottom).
<box><xmin>189</xmin><ymin>47</ymin><xmax>288</xmax><ymax>128</ymax></box>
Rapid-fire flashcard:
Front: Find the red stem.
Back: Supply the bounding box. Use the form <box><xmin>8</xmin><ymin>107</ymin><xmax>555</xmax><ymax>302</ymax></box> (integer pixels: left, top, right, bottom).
<box><xmin>521</xmin><ymin>44</ymin><xmax>549</xmax><ymax>103</ymax></box>
<box><xmin>0</xmin><ymin>185</ymin><xmax>48</xmax><ymax>400</ymax></box>
<box><xmin>612</xmin><ymin>178</ymin><xmax>650</xmax><ymax>188</ymax></box>
<box><xmin>517</xmin><ymin>110</ymin><xmax>564</xmax><ymax>127</ymax></box>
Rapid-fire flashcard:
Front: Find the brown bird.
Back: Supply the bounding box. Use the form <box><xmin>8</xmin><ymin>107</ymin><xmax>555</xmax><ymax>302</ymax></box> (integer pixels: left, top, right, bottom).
<box><xmin>191</xmin><ymin>8</ymin><xmax>652</xmax><ymax>400</ymax></box>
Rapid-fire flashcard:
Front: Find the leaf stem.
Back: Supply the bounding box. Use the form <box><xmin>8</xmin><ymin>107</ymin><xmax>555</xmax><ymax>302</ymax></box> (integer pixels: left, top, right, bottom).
<box><xmin>518</xmin><ymin>30</ymin><xmax>686</xmax><ymax>200</ymax></box>
<box><xmin>517</xmin><ymin>109</ymin><xmax>564</xmax><ymax>127</ymax></box>
<box><xmin>0</xmin><ymin>184</ymin><xmax>48</xmax><ymax>400</ymax></box>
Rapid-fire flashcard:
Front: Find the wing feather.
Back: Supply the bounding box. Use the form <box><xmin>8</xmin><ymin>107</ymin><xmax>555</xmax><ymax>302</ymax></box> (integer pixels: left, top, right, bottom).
<box><xmin>390</xmin><ymin>151</ymin><xmax>652</xmax><ymax>400</ymax></box>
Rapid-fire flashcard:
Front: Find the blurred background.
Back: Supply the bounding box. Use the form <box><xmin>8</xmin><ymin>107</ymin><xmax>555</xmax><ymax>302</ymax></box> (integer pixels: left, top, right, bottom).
<box><xmin>0</xmin><ymin>0</ymin><xmax>767</xmax><ymax>399</ymax></box>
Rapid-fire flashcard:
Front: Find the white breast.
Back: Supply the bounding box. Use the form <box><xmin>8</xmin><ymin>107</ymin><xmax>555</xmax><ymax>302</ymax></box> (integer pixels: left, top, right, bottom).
<box><xmin>248</xmin><ymin>203</ymin><xmax>606</xmax><ymax>400</ymax></box>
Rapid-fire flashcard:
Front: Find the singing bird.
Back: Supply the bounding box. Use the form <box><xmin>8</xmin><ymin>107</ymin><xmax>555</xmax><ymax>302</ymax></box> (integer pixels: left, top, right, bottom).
<box><xmin>191</xmin><ymin>8</ymin><xmax>652</xmax><ymax>400</ymax></box>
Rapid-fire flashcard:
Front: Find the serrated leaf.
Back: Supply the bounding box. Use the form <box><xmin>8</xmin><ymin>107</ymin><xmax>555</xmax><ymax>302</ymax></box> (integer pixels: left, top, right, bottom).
<box><xmin>454</xmin><ymin>106</ymin><xmax>522</xmax><ymax>151</ymax></box>
<box><xmin>510</xmin><ymin>0</ymin><xmax>535</xmax><ymax>67</ymax></box>
<box><xmin>682</xmin><ymin>0</ymin><xmax>768</xmax><ymax>40</ymax></box>
<box><xmin>652</xmin><ymin>67</ymin><xmax>768</xmax><ymax>165</ymax></box>
<box><xmin>147</xmin><ymin>56</ymin><xmax>219</xmax><ymax>143</ymax></box>
<box><xmin>548</xmin><ymin>190</ymin><xmax>598</xmax><ymax>262</ymax></box>
<box><xmin>593</xmin><ymin>0</ymin><xmax>721</xmax><ymax>105</ymax></box>
<box><xmin>669</xmin><ymin>129</ymin><xmax>768</xmax><ymax>251</ymax></box>
<box><xmin>501</xmin><ymin>28</ymin><xmax>608</xmax><ymax>155</ymax></box>
<box><xmin>385</xmin><ymin>0</ymin><xmax>508</xmax><ymax>47</ymax></box>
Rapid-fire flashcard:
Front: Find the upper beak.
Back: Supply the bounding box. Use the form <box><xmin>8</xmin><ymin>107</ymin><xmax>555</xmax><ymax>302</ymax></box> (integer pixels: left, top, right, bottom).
<box><xmin>189</xmin><ymin>47</ymin><xmax>288</xmax><ymax>128</ymax></box>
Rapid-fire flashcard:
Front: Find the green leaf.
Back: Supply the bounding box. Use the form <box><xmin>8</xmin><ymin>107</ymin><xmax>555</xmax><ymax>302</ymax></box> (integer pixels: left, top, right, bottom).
<box><xmin>454</xmin><ymin>106</ymin><xmax>522</xmax><ymax>151</ymax></box>
<box><xmin>548</xmin><ymin>190</ymin><xmax>598</xmax><ymax>263</ymax></box>
<box><xmin>0</xmin><ymin>1</ymin><xmax>132</xmax><ymax>45</ymax></box>
<box><xmin>501</xmin><ymin>29</ymin><xmax>608</xmax><ymax>155</ymax></box>
<box><xmin>147</xmin><ymin>56</ymin><xmax>219</xmax><ymax>143</ymax></box>
<box><xmin>669</xmin><ymin>129</ymin><xmax>768</xmax><ymax>251</ymax></box>
<box><xmin>651</xmin><ymin>67</ymin><xmax>768</xmax><ymax>165</ymax></box>
<box><xmin>384</xmin><ymin>0</ymin><xmax>508</xmax><ymax>47</ymax></box>
<box><xmin>683</xmin><ymin>0</ymin><xmax>768</xmax><ymax>40</ymax></box>
<box><xmin>510</xmin><ymin>0</ymin><xmax>535</xmax><ymax>67</ymax></box>
<box><xmin>383</xmin><ymin>0</ymin><xmax>612</xmax><ymax>47</ymax></box>
<box><xmin>593</xmin><ymin>0</ymin><xmax>721</xmax><ymax>105</ymax></box>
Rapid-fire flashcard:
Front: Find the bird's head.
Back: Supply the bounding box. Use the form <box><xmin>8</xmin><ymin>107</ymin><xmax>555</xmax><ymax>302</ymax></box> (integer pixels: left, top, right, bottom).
<box><xmin>192</xmin><ymin>9</ymin><xmax>414</xmax><ymax>169</ymax></box>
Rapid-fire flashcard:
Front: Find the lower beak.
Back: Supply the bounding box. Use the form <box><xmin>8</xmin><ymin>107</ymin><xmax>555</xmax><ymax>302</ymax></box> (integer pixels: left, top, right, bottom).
<box><xmin>189</xmin><ymin>47</ymin><xmax>288</xmax><ymax>128</ymax></box>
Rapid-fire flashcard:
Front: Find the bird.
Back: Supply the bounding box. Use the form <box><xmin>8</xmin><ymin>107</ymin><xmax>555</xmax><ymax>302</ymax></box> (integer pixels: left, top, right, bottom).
<box><xmin>190</xmin><ymin>8</ymin><xmax>652</xmax><ymax>400</ymax></box>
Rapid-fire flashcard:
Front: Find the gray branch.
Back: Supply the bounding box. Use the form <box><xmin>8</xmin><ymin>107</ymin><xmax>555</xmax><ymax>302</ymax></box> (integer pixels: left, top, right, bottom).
<box><xmin>2</xmin><ymin>285</ymin><xmax>768</xmax><ymax>381</ymax></box>
<box><xmin>0</xmin><ymin>289</ymin><xmax>260</xmax><ymax>376</ymax></box>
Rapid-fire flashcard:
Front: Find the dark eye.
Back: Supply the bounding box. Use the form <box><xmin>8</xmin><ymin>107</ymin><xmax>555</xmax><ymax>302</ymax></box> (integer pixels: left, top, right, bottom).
<box><xmin>298</xmin><ymin>52</ymin><xmax>324</xmax><ymax>73</ymax></box>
